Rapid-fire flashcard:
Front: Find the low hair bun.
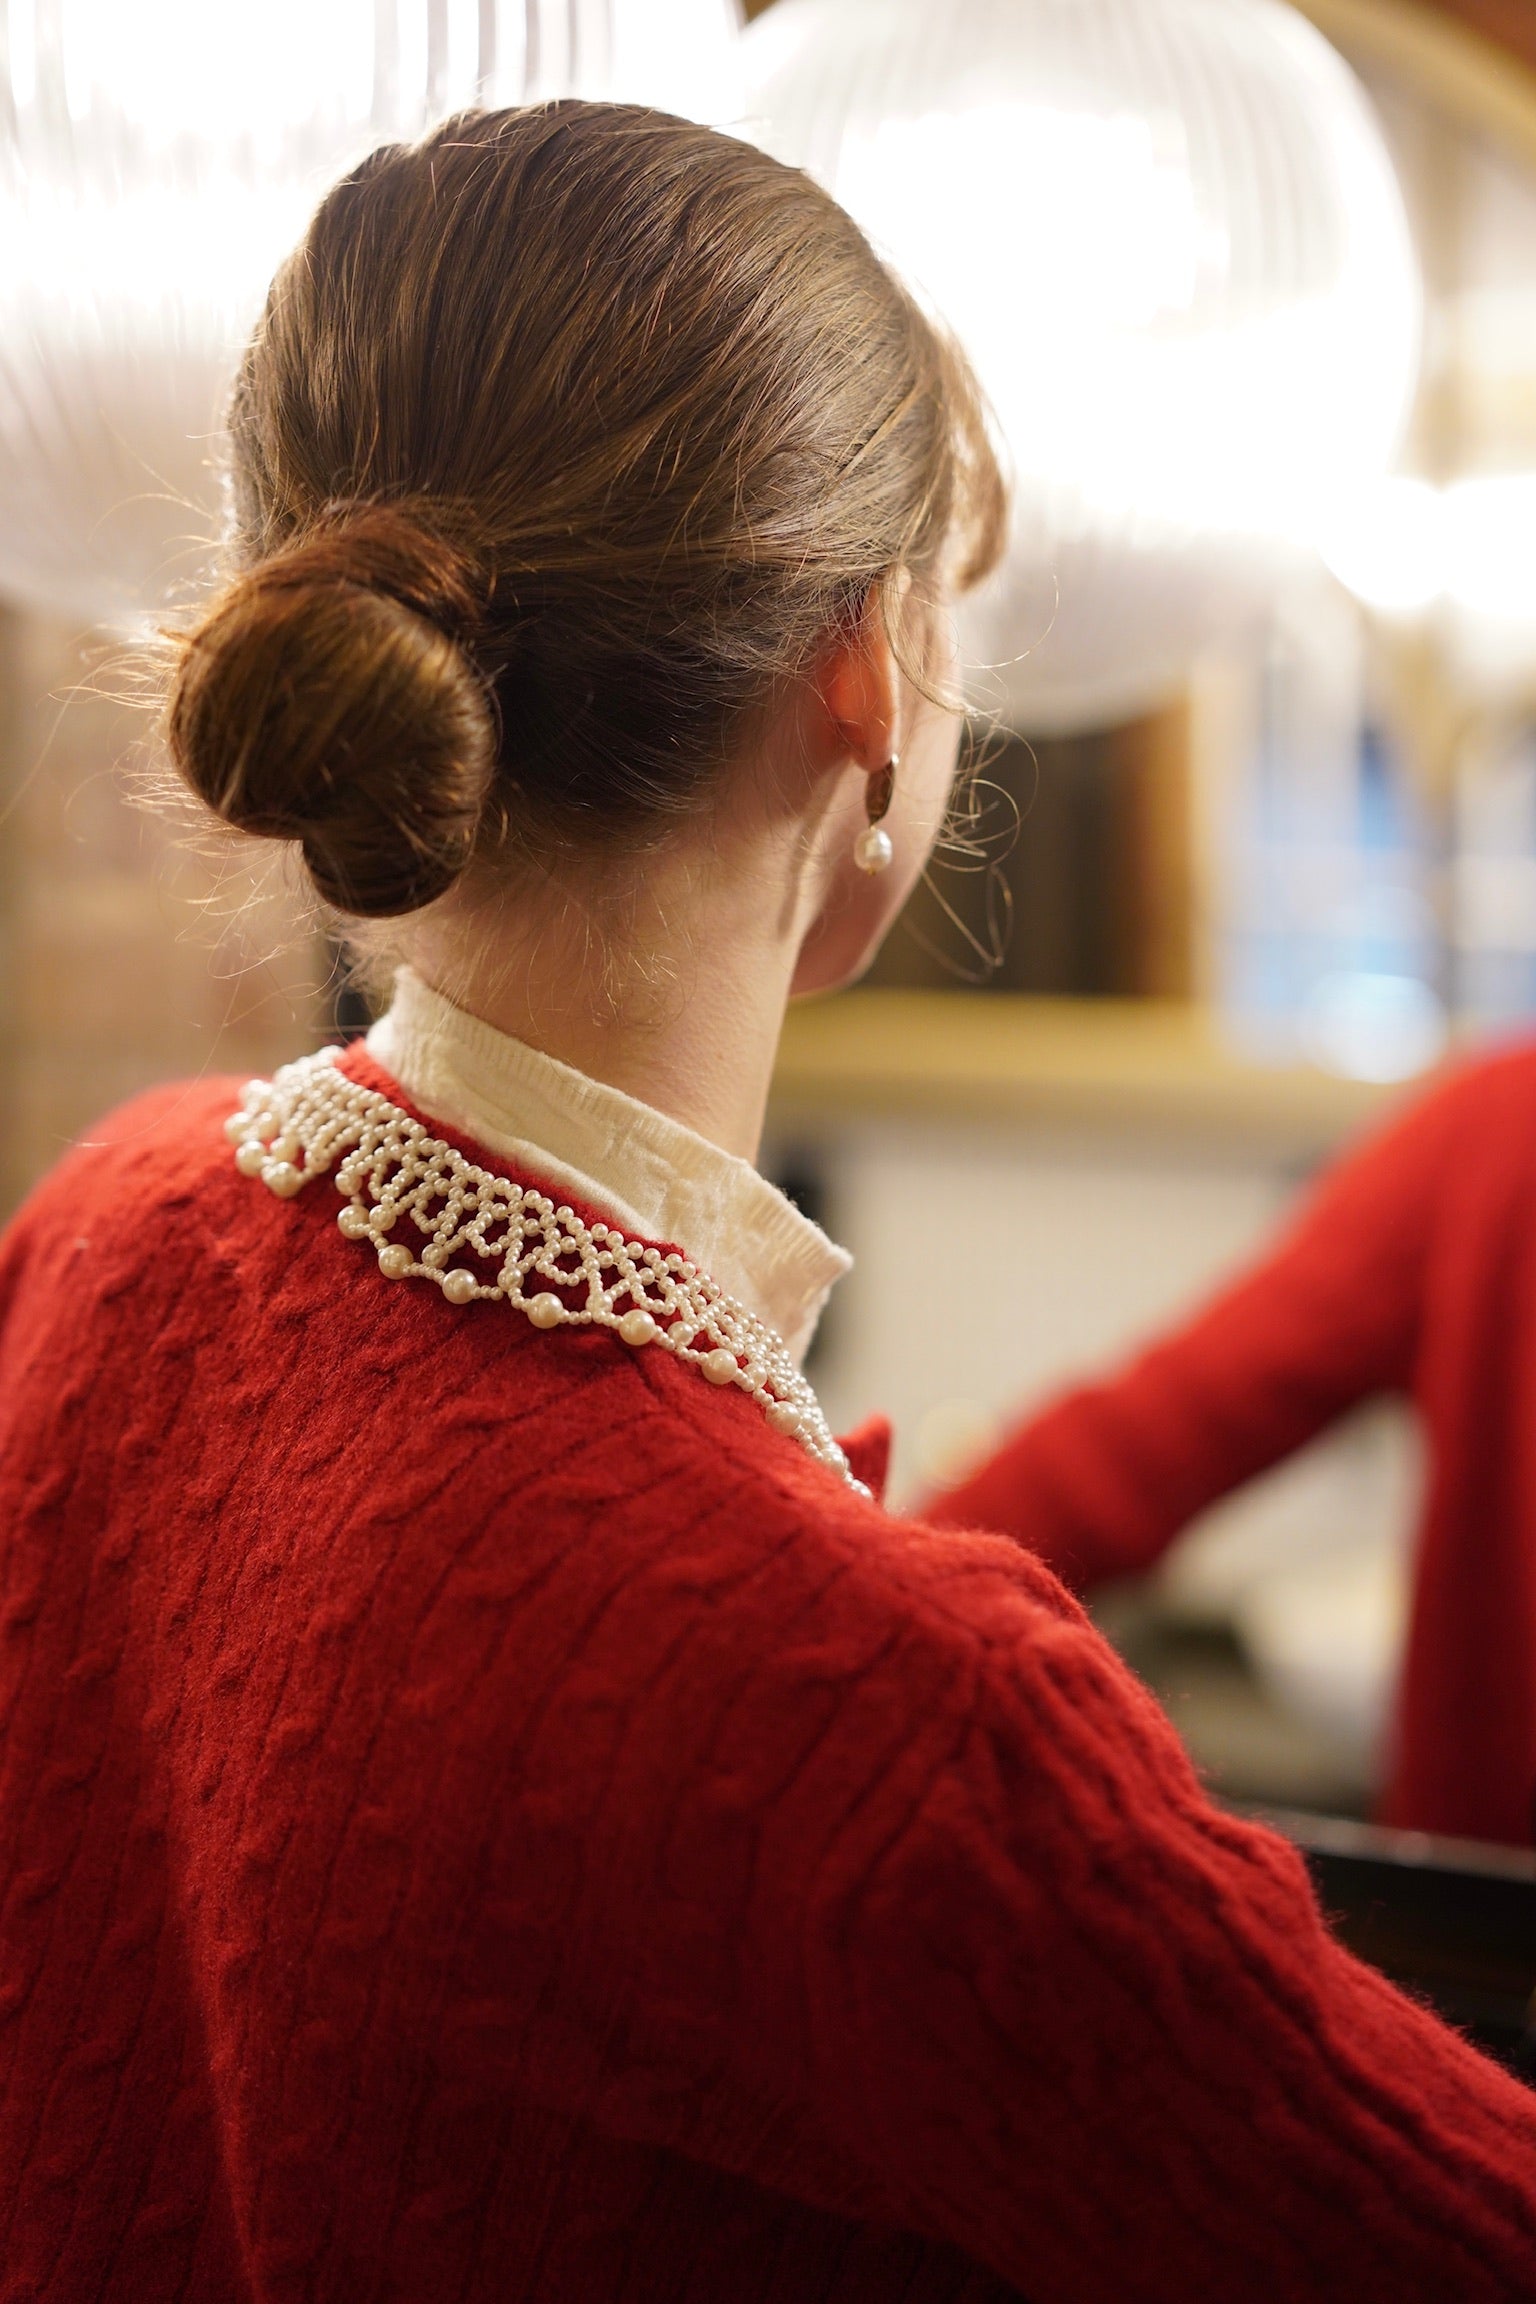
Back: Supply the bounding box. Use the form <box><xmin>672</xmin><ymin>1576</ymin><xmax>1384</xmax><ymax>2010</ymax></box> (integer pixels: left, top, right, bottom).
<box><xmin>166</xmin><ymin>503</ymin><xmax>498</xmax><ymax>918</ymax></box>
<box><xmin>168</xmin><ymin>109</ymin><xmax>1005</xmax><ymax>914</ymax></box>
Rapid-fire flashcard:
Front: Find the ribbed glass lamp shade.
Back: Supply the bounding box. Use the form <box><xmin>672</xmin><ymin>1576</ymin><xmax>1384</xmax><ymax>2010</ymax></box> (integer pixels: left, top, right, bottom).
<box><xmin>0</xmin><ymin>0</ymin><xmax>742</xmax><ymax>625</ymax></box>
<box><xmin>745</xmin><ymin>0</ymin><xmax>1420</xmax><ymax>733</ymax></box>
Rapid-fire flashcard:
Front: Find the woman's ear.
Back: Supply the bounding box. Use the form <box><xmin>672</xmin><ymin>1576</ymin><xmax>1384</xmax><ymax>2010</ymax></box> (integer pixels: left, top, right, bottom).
<box><xmin>813</xmin><ymin>578</ymin><xmax>906</xmax><ymax>773</ymax></box>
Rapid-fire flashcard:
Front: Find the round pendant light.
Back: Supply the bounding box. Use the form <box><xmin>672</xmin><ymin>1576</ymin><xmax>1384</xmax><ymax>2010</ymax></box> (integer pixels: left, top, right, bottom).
<box><xmin>0</xmin><ymin>0</ymin><xmax>742</xmax><ymax>626</ymax></box>
<box><xmin>745</xmin><ymin>0</ymin><xmax>1420</xmax><ymax>732</ymax></box>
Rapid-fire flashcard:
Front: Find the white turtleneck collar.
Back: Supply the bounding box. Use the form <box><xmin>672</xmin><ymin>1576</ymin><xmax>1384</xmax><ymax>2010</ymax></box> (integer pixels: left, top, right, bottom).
<box><xmin>365</xmin><ymin>968</ymin><xmax>850</xmax><ymax>1367</ymax></box>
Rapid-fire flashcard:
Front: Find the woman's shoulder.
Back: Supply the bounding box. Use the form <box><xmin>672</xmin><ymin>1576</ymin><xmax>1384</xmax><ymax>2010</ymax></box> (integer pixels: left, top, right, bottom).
<box><xmin>3</xmin><ymin>1069</ymin><xmax>254</xmax><ymax>1249</ymax></box>
<box><xmin>0</xmin><ymin>1058</ymin><xmax>1074</xmax><ymax>1654</ymax></box>
<box><xmin>0</xmin><ymin>1064</ymin><xmax>916</xmax><ymax>1560</ymax></box>
<box><xmin>1362</xmin><ymin>1031</ymin><xmax>1536</xmax><ymax>1154</ymax></box>
<box><xmin>1299</xmin><ymin>1031</ymin><xmax>1536</xmax><ymax>1227</ymax></box>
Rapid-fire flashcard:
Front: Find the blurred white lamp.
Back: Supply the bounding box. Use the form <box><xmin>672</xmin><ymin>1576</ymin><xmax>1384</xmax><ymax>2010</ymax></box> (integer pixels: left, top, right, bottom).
<box><xmin>0</xmin><ymin>0</ymin><xmax>742</xmax><ymax>626</ymax></box>
<box><xmin>1322</xmin><ymin>471</ymin><xmax>1536</xmax><ymax>699</ymax></box>
<box><xmin>746</xmin><ymin>0</ymin><xmax>1420</xmax><ymax>733</ymax></box>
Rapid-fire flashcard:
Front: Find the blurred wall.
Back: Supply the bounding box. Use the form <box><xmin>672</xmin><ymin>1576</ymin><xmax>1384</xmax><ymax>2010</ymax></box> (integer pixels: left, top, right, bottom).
<box><xmin>0</xmin><ymin>605</ymin><xmax>322</xmax><ymax>1217</ymax></box>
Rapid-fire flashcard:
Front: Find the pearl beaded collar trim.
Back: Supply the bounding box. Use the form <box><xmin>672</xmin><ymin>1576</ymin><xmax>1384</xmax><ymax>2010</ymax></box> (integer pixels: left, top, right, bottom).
<box><xmin>226</xmin><ymin>1053</ymin><xmax>865</xmax><ymax>1493</ymax></box>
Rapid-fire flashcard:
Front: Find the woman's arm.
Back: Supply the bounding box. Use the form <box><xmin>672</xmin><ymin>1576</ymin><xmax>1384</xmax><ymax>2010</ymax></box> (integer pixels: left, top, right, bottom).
<box><xmin>920</xmin><ymin>1060</ymin><xmax>1484</xmax><ymax>1588</ymax></box>
<box><xmin>480</xmin><ymin>1476</ymin><xmax>1536</xmax><ymax>2304</ymax></box>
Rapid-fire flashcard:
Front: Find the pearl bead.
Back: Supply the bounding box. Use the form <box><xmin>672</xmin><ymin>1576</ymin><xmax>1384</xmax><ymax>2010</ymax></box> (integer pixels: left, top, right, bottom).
<box><xmin>854</xmin><ymin>823</ymin><xmax>894</xmax><ymax>875</ymax></box>
<box><xmin>441</xmin><ymin>1268</ymin><xmax>478</xmax><ymax>1306</ymax></box>
<box><xmin>702</xmin><ymin>1348</ymin><xmax>738</xmax><ymax>1386</ymax></box>
<box><xmin>526</xmin><ymin>1292</ymin><xmax>566</xmax><ymax>1329</ymax></box>
<box><xmin>377</xmin><ymin>1244</ymin><xmax>413</xmax><ymax>1279</ymax></box>
<box><xmin>262</xmin><ymin>1161</ymin><xmax>304</xmax><ymax>1199</ymax></box>
<box><xmin>618</xmin><ymin>1308</ymin><xmax>657</xmax><ymax>1347</ymax></box>
<box><xmin>766</xmin><ymin>1399</ymin><xmax>804</xmax><ymax>1437</ymax></box>
<box><xmin>669</xmin><ymin>1322</ymin><xmax>696</xmax><ymax>1348</ymax></box>
<box><xmin>234</xmin><ymin>1140</ymin><xmax>268</xmax><ymax>1178</ymax></box>
<box><xmin>269</xmin><ymin>1133</ymin><xmax>300</xmax><ymax>1165</ymax></box>
<box><xmin>337</xmin><ymin>1205</ymin><xmax>372</xmax><ymax>1239</ymax></box>
<box><xmin>223</xmin><ymin>1112</ymin><xmax>252</xmax><ymax>1144</ymax></box>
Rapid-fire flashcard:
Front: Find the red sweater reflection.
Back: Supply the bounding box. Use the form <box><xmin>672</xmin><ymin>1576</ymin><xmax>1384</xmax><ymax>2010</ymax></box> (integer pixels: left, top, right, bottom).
<box><xmin>930</xmin><ymin>1039</ymin><xmax>1536</xmax><ymax>1847</ymax></box>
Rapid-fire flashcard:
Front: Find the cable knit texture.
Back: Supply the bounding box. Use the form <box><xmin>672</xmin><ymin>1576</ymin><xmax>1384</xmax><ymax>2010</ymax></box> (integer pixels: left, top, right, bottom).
<box><xmin>2</xmin><ymin>1046</ymin><xmax>1535</xmax><ymax>2302</ymax></box>
<box><xmin>924</xmin><ymin>1039</ymin><xmax>1536</xmax><ymax>1847</ymax></box>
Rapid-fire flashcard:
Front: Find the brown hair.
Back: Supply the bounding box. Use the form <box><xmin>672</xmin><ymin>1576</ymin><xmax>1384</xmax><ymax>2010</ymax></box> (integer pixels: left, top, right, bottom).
<box><xmin>166</xmin><ymin>102</ymin><xmax>1006</xmax><ymax>919</ymax></box>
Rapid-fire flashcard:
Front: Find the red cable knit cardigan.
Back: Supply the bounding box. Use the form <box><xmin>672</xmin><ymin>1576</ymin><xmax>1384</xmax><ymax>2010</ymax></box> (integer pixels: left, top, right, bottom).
<box><xmin>3</xmin><ymin>1046</ymin><xmax>1535</xmax><ymax>2303</ymax></box>
<box><xmin>928</xmin><ymin>1039</ymin><xmax>1536</xmax><ymax>1848</ymax></box>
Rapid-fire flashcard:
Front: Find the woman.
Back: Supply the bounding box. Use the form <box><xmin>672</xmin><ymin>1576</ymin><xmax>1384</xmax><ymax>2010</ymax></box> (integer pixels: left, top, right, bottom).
<box><xmin>0</xmin><ymin>105</ymin><xmax>1531</xmax><ymax>2304</ymax></box>
<box><xmin>928</xmin><ymin>1036</ymin><xmax>1536</xmax><ymax>1848</ymax></box>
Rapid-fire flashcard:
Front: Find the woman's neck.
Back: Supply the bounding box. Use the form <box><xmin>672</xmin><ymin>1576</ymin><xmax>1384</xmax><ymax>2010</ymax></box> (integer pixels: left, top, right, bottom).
<box><xmin>401</xmin><ymin>838</ymin><xmax>810</xmax><ymax>1166</ymax></box>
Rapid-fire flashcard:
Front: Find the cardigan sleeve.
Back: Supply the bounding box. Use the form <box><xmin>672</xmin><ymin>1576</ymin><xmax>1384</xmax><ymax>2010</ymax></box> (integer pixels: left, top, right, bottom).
<box><xmin>467</xmin><ymin>1491</ymin><xmax>1536</xmax><ymax>2304</ymax></box>
<box><xmin>919</xmin><ymin>1057</ymin><xmax>1483</xmax><ymax>1589</ymax></box>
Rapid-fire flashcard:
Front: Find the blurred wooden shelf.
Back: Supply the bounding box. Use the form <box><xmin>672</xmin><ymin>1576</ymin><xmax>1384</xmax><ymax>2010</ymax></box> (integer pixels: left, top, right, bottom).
<box><xmin>770</xmin><ymin>991</ymin><xmax>1412</xmax><ymax>1159</ymax></box>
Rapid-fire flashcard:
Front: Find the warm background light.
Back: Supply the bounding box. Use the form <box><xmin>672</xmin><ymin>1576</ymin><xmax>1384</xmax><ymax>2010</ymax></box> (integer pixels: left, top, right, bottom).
<box><xmin>745</xmin><ymin>0</ymin><xmax>1422</xmax><ymax>732</ymax></box>
<box><xmin>0</xmin><ymin>0</ymin><xmax>743</xmax><ymax>627</ymax></box>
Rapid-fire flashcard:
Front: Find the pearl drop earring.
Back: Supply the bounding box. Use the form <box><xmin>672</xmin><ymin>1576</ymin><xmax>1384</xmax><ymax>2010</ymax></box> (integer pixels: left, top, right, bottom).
<box><xmin>854</xmin><ymin>755</ymin><xmax>898</xmax><ymax>874</ymax></box>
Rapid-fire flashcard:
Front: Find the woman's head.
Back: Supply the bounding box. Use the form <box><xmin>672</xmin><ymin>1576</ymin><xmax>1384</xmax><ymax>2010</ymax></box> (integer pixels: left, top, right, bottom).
<box><xmin>167</xmin><ymin>101</ymin><xmax>1005</xmax><ymax>955</ymax></box>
